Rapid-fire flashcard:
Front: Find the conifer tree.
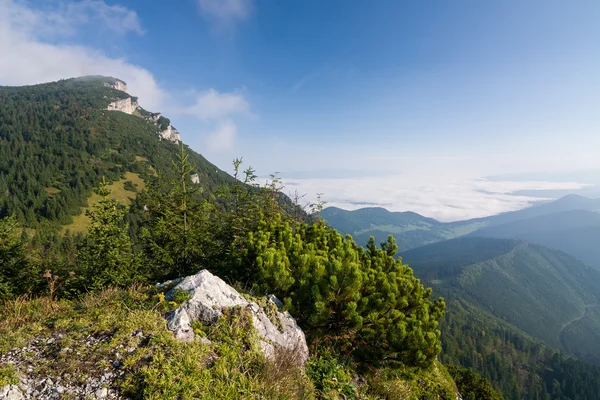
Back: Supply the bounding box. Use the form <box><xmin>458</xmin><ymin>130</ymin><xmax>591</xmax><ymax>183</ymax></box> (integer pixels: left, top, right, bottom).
<box><xmin>233</xmin><ymin>214</ymin><xmax>445</xmax><ymax>368</ymax></box>
<box><xmin>77</xmin><ymin>178</ymin><xmax>140</xmax><ymax>290</ymax></box>
<box><xmin>138</xmin><ymin>143</ymin><xmax>209</xmax><ymax>280</ymax></box>
<box><xmin>0</xmin><ymin>216</ymin><xmax>29</xmax><ymax>299</ymax></box>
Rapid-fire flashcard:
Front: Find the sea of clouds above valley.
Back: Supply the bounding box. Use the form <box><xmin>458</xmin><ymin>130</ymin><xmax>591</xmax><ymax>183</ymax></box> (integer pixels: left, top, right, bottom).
<box><xmin>282</xmin><ymin>174</ymin><xmax>590</xmax><ymax>222</ymax></box>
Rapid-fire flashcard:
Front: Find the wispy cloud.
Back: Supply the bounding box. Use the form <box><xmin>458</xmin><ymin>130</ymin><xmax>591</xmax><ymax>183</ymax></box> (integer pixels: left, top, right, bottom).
<box><xmin>0</xmin><ymin>0</ymin><xmax>253</xmax><ymax>153</ymax></box>
<box><xmin>4</xmin><ymin>0</ymin><xmax>144</xmax><ymax>37</ymax></box>
<box><xmin>0</xmin><ymin>0</ymin><xmax>162</xmax><ymax>109</ymax></box>
<box><xmin>205</xmin><ymin>120</ymin><xmax>237</xmax><ymax>152</ymax></box>
<box><xmin>183</xmin><ymin>89</ymin><xmax>250</xmax><ymax>121</ymax></box>
<box><xmin>292</xmin><ymin>71</ymin><xmax>320</xmax><ymax>93</ymax></box>
<box><xmin>180</xmin><ymin>89</ymin><xmax>251</xmax><ymax>152</ymax></box>
<box><xmin>197</xmin><ymin>0</ymin><xmax>252</xmax><ymax>31</ymax></box>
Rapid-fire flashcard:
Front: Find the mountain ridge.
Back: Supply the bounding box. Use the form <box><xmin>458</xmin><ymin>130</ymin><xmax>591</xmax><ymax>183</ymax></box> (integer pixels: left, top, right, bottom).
<box><xmin>401</xmin><ymin>236</ymin><xmax>600</xmax><ymax>363</ymax></box>
<box><xmin>322</xmin><ymin>194</ymin><xmax>600</xmax><ymax>253</ymax></box>
<box><xmin>0</xmin><ymin>76</ymin><xmax>232</xmax><ymax>228</ymax></box>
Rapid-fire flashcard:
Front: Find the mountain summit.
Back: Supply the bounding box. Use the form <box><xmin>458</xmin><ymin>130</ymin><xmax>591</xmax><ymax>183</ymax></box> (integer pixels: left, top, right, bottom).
<box><xmin>0</xmin><ymin>76</ymin><xmax>230</xmax><ymax>227</ymax></box>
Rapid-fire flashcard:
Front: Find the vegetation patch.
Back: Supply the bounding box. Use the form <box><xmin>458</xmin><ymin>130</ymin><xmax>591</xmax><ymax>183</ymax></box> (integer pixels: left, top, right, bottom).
<box><xmin>62</xmin><ymin>171</ymin><xmax>145</xmax><ymax>234</ymax></box>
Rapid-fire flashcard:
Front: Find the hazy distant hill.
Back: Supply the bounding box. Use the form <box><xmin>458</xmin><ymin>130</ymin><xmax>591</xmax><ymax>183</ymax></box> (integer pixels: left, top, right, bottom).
<box><xmin>483</xmin><ymin>194</ymin><xmax>600</xmax><ymax>226</ymax></box>
<box><xmin>401</xmin><ymin>237</ymin><xmax>600</xmax><ymax>364</ymax></box>
<box><xmin>322</xmin><ymin>194</ymin><xmax>600</xmax><ymax>252</ymax></box>
<box><xmin>471</xmin><ymin>209</ymin><xmax>600</xmax><ymax>269</ymax></box>
<box><xmin>319</xmin><ymin>206</ymin><xmax>485</xmax><ymax>250</ymax></box>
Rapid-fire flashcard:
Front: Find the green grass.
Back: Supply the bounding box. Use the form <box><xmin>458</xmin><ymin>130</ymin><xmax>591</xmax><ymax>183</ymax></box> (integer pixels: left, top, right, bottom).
<box><xmin>0</xmin><ymin>288</ymin><xmax>313</xmax><ymax>399</ymax></box>
<box><xmin>62</xmin><ymin>171</ymin><xmax>145</xmax><ymax>234</ymax></box>
<box><xmin>0</xmin><ymin>364</ymin><xmax>19</xmax><ymax>386</ymax></box>
<box><xmin>0</xmin><ymin>288</ymin><xmax>463</xmax><ymax>400</ymax></box>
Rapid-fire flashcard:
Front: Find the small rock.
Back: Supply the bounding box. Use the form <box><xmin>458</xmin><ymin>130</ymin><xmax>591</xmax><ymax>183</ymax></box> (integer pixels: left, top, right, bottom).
<box><xmin>0</xmin><ymin>385</ymin><xmax>25</xmax><ymax>400</ymax></box>
<box><xmin>197</xmin><ymin>336</ymin><xmax>212</xmax><ymax>346</ymax></box>
<box><xmin>163</xmin><ymin>269</ymin><xmax>309</xmax><ymax>365</ymax></box>
<box><xmin>100</xmin><ymin>373</ymin><xmax>113</xmax><ymax>382</ymax></box>
<box><xmin>95</xmin><ymin>387</ymin><xmax>108</xmax><ymax>399</ymax></box>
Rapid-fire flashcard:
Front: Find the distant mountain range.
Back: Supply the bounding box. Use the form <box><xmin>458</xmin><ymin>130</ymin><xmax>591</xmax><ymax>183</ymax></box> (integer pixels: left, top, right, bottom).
<box><xmin>321</xmin><ymin>193</ymin><xmax>600</xmax><ymax>269</ymax></box>
<box><xmin>401</xmin><ymin>237</ymin><xmax>600</xmax><ymax>365</ymax></box>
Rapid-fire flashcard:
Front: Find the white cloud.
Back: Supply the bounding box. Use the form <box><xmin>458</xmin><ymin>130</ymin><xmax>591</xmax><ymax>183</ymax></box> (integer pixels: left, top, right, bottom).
<box><xmin>205</xmin><ymin>120</ymin><xmax>237</xmax><ymax>152</ymax></box>
<box><xmin>183</xmin><ymin>89</ymin><xmax>250</xmax><ymax>121</ymax></box>
<box><xmin>57</xmin><ymin>0</ymin><xmax>145</xmax><ymax>36</ymax></box>
<box><xmin>0</xmin><ymin>0</ymin><xmax>253</xmax><ymax>154</ymax></box>
<box><xmin>2</xmin><ymin>0</ymin><xmax>143</xmax><ymax>37</ymax></box>
<box><xmin>0</xmin><ymin>0</ymin><xmax>161</xmax><ymax>109</ymax></box>
<box><xmin>197</xmin><ymin>0</ymin><xmax>251</xmax><ymax>30</ymax></box>
<box><xmin>282</xmin><ymin>174</ymin><xmax>590</xmax><ymax>222</ymax></box>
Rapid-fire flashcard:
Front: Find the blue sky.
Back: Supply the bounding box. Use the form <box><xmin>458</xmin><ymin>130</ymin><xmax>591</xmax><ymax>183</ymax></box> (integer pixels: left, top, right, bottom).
<box><xmin>1</xmin><ymin>0</ymin><xmax>600</xmax><ymax>219</ymax></box>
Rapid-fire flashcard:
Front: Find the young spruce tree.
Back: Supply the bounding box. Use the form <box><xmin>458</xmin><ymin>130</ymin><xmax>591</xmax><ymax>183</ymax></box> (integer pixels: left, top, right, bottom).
<box><xmin>77</xmin><ymin>177</ymin><xmax>141</xmax><ymax>290</ymax></box>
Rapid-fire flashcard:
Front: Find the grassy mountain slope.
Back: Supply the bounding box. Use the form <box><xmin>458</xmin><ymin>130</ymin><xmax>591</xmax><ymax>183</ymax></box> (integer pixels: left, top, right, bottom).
<box><xmin>0</xmin><ymin>77</ymin><xmax>232</xmax><ymax>228</ymax></box>
<box><xmin>470</xmin><ymin>210</ymin><xmax>600</xmax><ymax>269</ymax></box>
<box><xmin>401</xmin><ymin>237</ymin><xmax>600</xmax><ymax>361</ymax></box>
<box><xmin>0</xmin><ymin>284</ymin><xmax>465</xmax><ymax>400</ymax></box>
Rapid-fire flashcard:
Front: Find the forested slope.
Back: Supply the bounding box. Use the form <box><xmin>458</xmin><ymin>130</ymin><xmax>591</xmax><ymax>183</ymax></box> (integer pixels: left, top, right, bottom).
<box><xmin>401</xmin><ymin>237</ymin><xmax>600</xmax><ymax>355</ymax></box>
<box><xmin>0</xmin><ymin>77</ymin><xmax>231</xmax><ymax>228</ymax></box>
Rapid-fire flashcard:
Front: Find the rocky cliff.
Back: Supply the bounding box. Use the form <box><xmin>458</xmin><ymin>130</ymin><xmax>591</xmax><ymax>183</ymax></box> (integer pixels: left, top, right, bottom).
<box><xmin>104</xmin><ymin>82</ymin><xmax>180</xmax><ymax>144</ymax></box>
<box><xmin>106</xmin><ymin>97</ymin><xmax>138</xmax><ymax>115</ymax></box>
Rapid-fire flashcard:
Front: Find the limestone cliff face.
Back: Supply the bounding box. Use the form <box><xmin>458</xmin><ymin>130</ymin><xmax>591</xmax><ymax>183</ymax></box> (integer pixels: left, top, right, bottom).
<box><xmin>104</xmin><ymin>79</ymin><xmax>128</xmax><ymax>93</ymax></box>
<box><xmin>104</xmin><ymin>79</ymin><xmax>180</xmax><ymax>144</ymax></box>
<box><xmin>159</xmin><ymin>124</ymin><xmax>181</xmax><ymax>144</ymax></box>
<box><xmin>106</xmin><ymin>97</ymin><xmax>138</xmax><ymax>114</ymax></box>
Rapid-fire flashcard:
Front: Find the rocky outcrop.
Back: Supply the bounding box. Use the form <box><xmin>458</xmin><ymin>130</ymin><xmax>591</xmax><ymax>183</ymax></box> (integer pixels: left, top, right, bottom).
<box><xmin>106</xmin><ymin>97</ymin><xmax>138</xmax><ymax>115</ymax></box>
<box><xmin>191</xmin><ymin>174</ymin><xmax>200</xmax><ymax>184</ymax></box>
<box><xmin>164</xmin><ymin>270</ymin><xmax>309</xmax><ymax>365</ymax></box>
<box><xmin>159</xmin><ymin>124</ymin><xmax>180</xmax><ymax>144</ymax></box>
<box><xmin>104</xmin><ymin>79</ymin><xmax>128</xmax><ymax>93</ymax></box>
<box><xmin>0</xmin><ymin>331</ymin><xmax>141</xmax><ymax>399</ymax></box>
<box><xmin>0</xmin><ymin>385</ymin><xmax>24</xmax><ymax>400</ymax></box>
<box><xmin>103</xmin><ymin>80</ymin><xmax>180</xmax><ymax>144</ymax></box>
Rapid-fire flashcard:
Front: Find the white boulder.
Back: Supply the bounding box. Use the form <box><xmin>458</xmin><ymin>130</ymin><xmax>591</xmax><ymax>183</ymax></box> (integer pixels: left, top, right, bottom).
<box><xmin>164</xmin><ymin>270</ymin><xmax>309</xmax><ymax>364</ymax></box>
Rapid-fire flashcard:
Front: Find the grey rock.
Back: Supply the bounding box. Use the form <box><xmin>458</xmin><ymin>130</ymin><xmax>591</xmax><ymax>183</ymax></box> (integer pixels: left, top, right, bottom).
<box><xmin>267</xmin><ymin>294</ymin><xmax>283</xmax><ymax>308</ymax></box>
<box><xmin>0</xmin><ymin>385</ymin><xmax>25</xmax><ymax>400</ymax></box>
<box><xmin>166</xmin><ymin>308</ymin><xmax>194</xmax><ymax>343</ymax></box>
<box><xmin>164</xmin><ymin>270</ymin><xmax>309</xmax><ymax>365</ymax></box>
<box><xmin>197</xmin><ymin>336</ymin><xmax>212</xmax><ymax>346</ymax></box>
<box><xmin>250</xmin><ymin>305</ymin><xmax>309</xmax><ymax>365</ymax></box>
<box><xmin>156</xmin><ymin>277</ymin><xmax>183</xmax><ymax>291</ymax></box>
<box><xmin>95</xmin><ymin>387</ymin><xmax>108</xmax><ymax>399</ymax></box>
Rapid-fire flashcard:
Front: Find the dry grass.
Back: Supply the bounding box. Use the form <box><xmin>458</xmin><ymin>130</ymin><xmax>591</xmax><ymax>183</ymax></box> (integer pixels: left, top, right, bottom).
<box><xmin>61</xmin><ymin>171</ymin><xmax>145</xmax><ymax>234</ymax></box>
<box><xmin>258</xmin><ymin>346</ymin><xmax>314</xmax><ymax>399</ymax></box>
<box><xmin>44</xmin><ymin>187</ymin><xmax>61</xmax><ymax>196</ymax></box>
